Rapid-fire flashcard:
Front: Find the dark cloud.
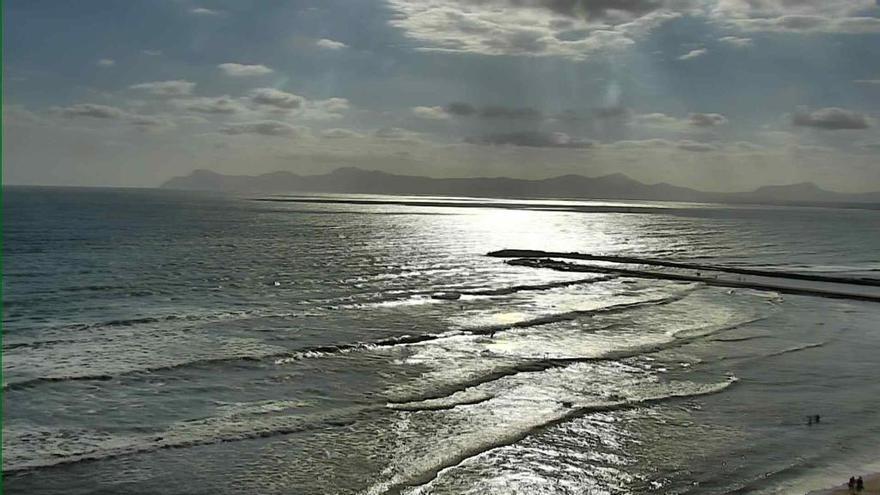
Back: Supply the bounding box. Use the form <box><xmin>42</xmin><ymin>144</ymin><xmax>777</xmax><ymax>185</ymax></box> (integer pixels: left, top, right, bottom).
<box><xmin>446</xmin><ymin>102</ymin><xmax>477</xmax><ymax>116</ymax></box>
<box><xmin>792</xmin><ymin>107</ymin><xmax>870</xmax><ymax>130</ymax></box>
<box><xmin>508</xmin><ymin>0</ymin><xmax>666</xmax><ymax>21</ymax></box>
<box><xmin>220</xmin><ymin>121</ymin><xmax>301</xmax><ymax>136</ymax></box>
<box><xmin>444</xmin><ymin>102</ymin><xmax>542</xmax><ymax>119</ymax></box>
<box><xmin>249</xmin><ymin>88</ymin><xmax>305</xmax><ymax>110</ymax></box>
<box><xmin>479</xmin><ymin>105</ymin><xmax>542</xmax><ymax>119</ymax></box>
<box><xmin>466</xmin><ymin>130</ymin><xmax>594</xmax><ymax>148</ymax></box>
<box><xmin>183</xmin><ymin>97</ymin><xmax>243</xmax><ymax>114</ymax></box>
<box><xmin>688</xmin><ymin>112</ymin><xmax>728</xmax><ymax>126</ymax></box>
<box><xmin>56</xmin><ymin>103</ymin><xmax>127</xmax><ymax>119</ymax></box>
<box><xmin>594</xmin><ymin>105</ymin><xmax>631</xmax><ymax>119</ymax></box>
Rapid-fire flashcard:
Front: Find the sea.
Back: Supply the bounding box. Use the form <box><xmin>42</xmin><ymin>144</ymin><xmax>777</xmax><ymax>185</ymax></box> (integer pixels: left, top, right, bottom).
<box><xmin>3</xmin><ymin>186</ymin><xmax>880</xmax><ymax>495</ymax></box>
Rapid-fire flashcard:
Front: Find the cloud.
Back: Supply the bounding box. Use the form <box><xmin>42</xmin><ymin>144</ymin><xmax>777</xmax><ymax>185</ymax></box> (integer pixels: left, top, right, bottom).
<box><xmin>631</xmin><ymin>112</ymin><xmax>681</xmax><ymax>127</ymax></box>
<box><xmin>676</xmin><ymin>139</ymin><xmax>718</xmax><ymax>151</ymax></box>
<box><xmin>442</xmin><ymin>102</ymin><xmax>541</xmax><ymax>119</ymax></box>
<box><xmin>688</xmin><ymin>112</ymin><xmax>728</xmax><ymax>126</ymax></box>
<box><xmin>130</xmin><ymin>80</ymin><xmax>196</xmax><ymax>97</ymax></box>
<box><xmin>321</xmin><ymin>128</ymin><xmax>365</xmax><ymax>139</ymax></box>
<box><xmin>374</xmin><ymin>127</ymin><xmax>420</xmax><ymax>140</ymax></box>
<box><xmin>248</xmin><ymin>88</ymin><xmax>305</xmax><ymax>110</ymax></box>
<box><xmin>312</xmin><ymin>98</ymin><xmax>350</xmax><ymax>113</ymax></box>
<box><xmin>466</xmin><ymin>131</ymin><xmax>594</xmax><ymax>148</ymax></box>
<box><xmin>677</xmin><ymin>48</ymin><xmax>707</xmax><ymax>60</ymax></box>
<box><xmin>594</xmin><ymin>106</ymin><xmax>631</xmax><ymax>119</ymax></box>
<box><xmin>385</xmin><ymin>0</ymin><xmax>681</xmax><ymax>59</ymax></box>
<box><xmin>315</xmin><ymin>38</ymin><xmax>348</xmax><ymax>50</ymax></box>
<box><xmin>792</xmin><ymin>107</ymin><xmax>871</xmax><ymax>130</ymax></box>
<box><xmin>220</xmin><ymin>121</ymin><xmax>303</xmax><ymax>137</ymax></box>
<box><xmin>129</xmin><ymin>115</ymin><xmax>175</xmax><ymax>130</ymax></box>
<box><xmin>217</xmin><ymin>63</ymin><xmax>274</xmax><ymax>77</ymax></box>
<box><xmin>181</xmin><ymin>96</ymin><xmax>244</xmax><ymax>114</ymax></box>
<box><xmin>446</xmin><ymin>102</ymin><xmax>477</xmax><ymax>116</ymax></box>
<box><xmin>142</xmin><ymin>49</ymin><xmax>162</xmax><ymax>56</ymax></box>
<box><xmin>711</xmin><ymin>0</ymin><xmax>880</xmax><ymax>33</ymax></box>
<box><xmin>55</xmin><ymin>103</ymin><xmax>128</xmax><ymax>119</ymax></box>
<box><xmin>412</xmin><ymin>106</ymin><xmax>450</xmax><ymax>119</ymax></box>
<box><xmin>190</xmin><ymin>7</ymin><xmax>221</xmax><ymax>16</ymax></box>
<box><xmin>854</xmin><ymin>79</ymin><xmax>880</xmax><ymax>85</ymax></box>
<box><xmin>52</xmin><ymin>103</ymin><xmax>175</xmax><ymax>130</ymax></box>
<box><xmin>604</xmin><ymin>138</ymin><xmax>720</xmax><ymax>152</ymax></box>
<box><xmin>96</xmin><ymin>58</ymin><xmax>116</xmax><ymax>67</ymax></box>
<box><xmin>718</xmin><ymin>35</ymin><xmax>752</xmax><ymax>47</ymax></box>
<box><xmin>479</xmin><ymin>106</ymin><xmax>542</xmax><ymax>119</ymax></box>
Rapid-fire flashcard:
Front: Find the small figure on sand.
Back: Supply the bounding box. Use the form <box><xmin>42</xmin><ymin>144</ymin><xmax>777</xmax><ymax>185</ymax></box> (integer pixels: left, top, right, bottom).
<box><xmin>857</xmin><ymin>476</ymin><xmax>864</xmax><ymax>492</ymax></box>
<box><xmin>849</xmin><ymin>476</ymin><xmax>856</xmax><ymax>492</ymax></box>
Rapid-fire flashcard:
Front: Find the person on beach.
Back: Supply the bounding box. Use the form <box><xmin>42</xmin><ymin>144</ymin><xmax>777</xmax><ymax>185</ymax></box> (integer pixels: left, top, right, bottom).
<box><xmin>857</xmin><ymin>476</ymin><xmax>864</xmax><ymax>492</ymax></box>
<box><xmin>849</xmin><ymin>476</ymin><xmax>856</xmax><ymax>492</ymax></box>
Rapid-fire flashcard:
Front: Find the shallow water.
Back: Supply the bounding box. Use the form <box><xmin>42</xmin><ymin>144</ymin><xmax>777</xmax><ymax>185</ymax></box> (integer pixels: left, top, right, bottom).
<box><xmin>3</xmin><ymin>187</ymin><xmax>880</xmax><ymax>494</ymax></box>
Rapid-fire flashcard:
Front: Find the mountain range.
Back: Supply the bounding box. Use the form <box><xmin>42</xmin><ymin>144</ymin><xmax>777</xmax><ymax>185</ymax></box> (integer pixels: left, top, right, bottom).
<box><xmin>161</xmin><ymin>167</ymin><xmax>880</xmax><ymax>206</ymax></box>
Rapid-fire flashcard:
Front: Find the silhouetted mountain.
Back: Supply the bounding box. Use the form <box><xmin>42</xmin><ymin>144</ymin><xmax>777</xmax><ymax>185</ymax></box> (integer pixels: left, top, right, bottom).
<box><xmin>161</xmin><ymin>168</ymin><xmax>880</xmax><ymax>206</ymax></box>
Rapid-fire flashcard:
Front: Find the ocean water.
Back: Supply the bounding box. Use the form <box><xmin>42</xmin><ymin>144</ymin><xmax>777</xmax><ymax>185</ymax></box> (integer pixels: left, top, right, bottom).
<box><xmin>3</xmin><ymin>187</ymin><xmax>880</xmax><ymax>495</ymax></box>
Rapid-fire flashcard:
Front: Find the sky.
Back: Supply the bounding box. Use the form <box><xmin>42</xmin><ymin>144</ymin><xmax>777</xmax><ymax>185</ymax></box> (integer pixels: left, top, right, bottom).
<box><xmin>3</xmin><ymin>0</ymin><xmax>880</xmax><ymax>192</ymax></box>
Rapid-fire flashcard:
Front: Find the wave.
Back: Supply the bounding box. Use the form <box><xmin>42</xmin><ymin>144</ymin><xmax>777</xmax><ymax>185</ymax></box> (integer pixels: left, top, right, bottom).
<box><xmin>459</xmin><ymin>276</ymin><xmax>616</xmax><ymax>296</ymax></box>
<box><xmin>711</xmin><ymin>335</ymin><xmax>771</xmax><ymax>343</ymax></box>
<box><xmin>277</xmin><ymin>290</ymin><xmax>694</xmax><ymax>365</ymax></box>
<box><xmin>362</xmin><ymin>376</ymin><xmax>739</xmax><ymax>495</ymax></box>
<box><xmin>2</xmin><ymin>404</ymin><xmax>374</xmax><ymax>475</ymax></box>
<box><xmin>3</xmin><ymin>288</ymin><xmax>701</xmax><ymax>392</ymax></box>
<box><xmin>762</xmin><ymin>341</ymin><xmax>829</xmax><ymax>358</ymax></box>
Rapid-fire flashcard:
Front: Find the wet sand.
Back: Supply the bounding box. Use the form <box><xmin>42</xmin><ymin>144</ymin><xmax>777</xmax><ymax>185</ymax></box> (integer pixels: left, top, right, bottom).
<box><xmin>808</xmin><ymin>474</ymin><xmax>880</xmax><ymax>494</ymax></box>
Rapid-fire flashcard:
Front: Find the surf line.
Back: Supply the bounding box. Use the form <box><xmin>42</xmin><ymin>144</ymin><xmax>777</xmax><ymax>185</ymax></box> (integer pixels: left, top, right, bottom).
<box><xmin>487</xmin><ymin>250</ymin><xmax>880</xmax><ymax>287</ymax></box>
<box><xmin>494</xmin><ymin>257</ymin><xmax>880</xmax><ymax>304</ymax></box>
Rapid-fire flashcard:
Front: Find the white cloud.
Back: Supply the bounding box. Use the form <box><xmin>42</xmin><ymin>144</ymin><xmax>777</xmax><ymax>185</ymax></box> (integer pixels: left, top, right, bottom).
<box><xmin>718</xmin><ymin>35</ymin><xmax>752</xmax><ymax>47</ymax></box>
<box><xmin>632</xmin><ymin>112</ymin><xmax>683</xmax><ymax>127</ymax></box>
<box><xmin>142</xmin><ymin>49</ymin><xmax>162</xmax><ymax>56</ymax></box>
<box><xmin>855</xmin><ymin>79</ymin><xmax>880</xmax><ymax>85</ymax></box>
<box><xmin>315</xmin><ymin>38</ymin><xmax>348</xmax><ymax>50</ymax></box>
<box><xmin>190</xmin><ymin>7</ymin><xmax>221</xmax><ymax>16</ymax></box>
<box><xmin>96</xmin><ymin>58</ymin><xmax>116</xmax><ymax>67</ymax></box>
<box><xmin>220</xmin><ymin>121</ymin><xmax>304</xmax><ymax>137</ymax></box>
<box><xmin>792</xmin><ymin>107</ymin><xmax>871</xmax><ymax>130</ymax></box>
<box><xmin>677</xmin><ymin>48</ymin><xmax>708</xmax><ymax>60</ymax></box>
<box><xmin>412</xmin><ymin>106</ymin><xmax>449</xmax><ymax>120</ymax></box>
<box><xmin>217</xmin><ymin>63</ymin><xmax>274</xmax><ymax>77</ymax></box>
<box><xmin>249</xmin><ymin>88</ymin><xmax>305</xmax><ymax>110</ymax></box>
<box><xmin>130</xmin><ymin>80</ymin><xmax>196</xmax><ymax>97</ymax></box>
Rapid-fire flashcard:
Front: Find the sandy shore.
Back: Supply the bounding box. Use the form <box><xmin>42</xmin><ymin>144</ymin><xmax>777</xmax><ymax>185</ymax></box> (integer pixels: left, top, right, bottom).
<box><xmin>807</xmin><ymin>473</ymin><xmax>880</xmax><ymax>495</ymax></box>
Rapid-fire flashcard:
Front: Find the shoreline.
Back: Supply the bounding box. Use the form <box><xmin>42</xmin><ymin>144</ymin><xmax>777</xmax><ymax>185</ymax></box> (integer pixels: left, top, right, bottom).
<box><xmin>806</xmin><ymin>473</ymin><xmax>880</xmax><ymax>495</ymax></box>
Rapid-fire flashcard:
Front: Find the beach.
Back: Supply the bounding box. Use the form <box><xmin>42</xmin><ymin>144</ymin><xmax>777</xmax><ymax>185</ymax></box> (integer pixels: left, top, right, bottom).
<box><xmin>809</xmin><ymin>474</ymin><xmax>880</xmax><ymax>495</ymax></box>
